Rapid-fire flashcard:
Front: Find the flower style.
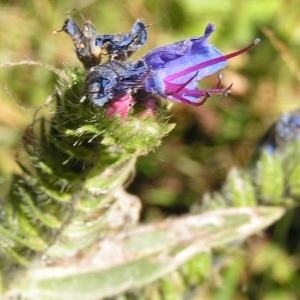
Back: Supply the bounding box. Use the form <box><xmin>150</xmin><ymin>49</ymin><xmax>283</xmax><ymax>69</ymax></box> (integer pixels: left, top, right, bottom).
<box><xmin>143</xmin><ymin>23</ymin><xmax>259</xmax><ymax>106</ymax></box>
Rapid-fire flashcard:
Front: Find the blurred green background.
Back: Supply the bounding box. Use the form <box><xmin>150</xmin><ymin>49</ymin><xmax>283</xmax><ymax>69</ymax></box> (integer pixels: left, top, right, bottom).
<box><xmin>1</xmin><ymin>0</ymin><xmax>300</xmax><ymax>299</ymax></box>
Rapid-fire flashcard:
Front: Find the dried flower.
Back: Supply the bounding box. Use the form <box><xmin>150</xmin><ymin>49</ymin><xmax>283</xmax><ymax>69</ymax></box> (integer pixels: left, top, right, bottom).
<box><xmin>95</xmin><ymin>20</ymin><xmax>148</xmax><ymax>61</ymax></box>
<box><xmin>62</xmin><ymin>18</ymin><xmax>147</xmax><ymax>68</ymax></box>
<box><xmin>87</xmin><ymin>60</ymin><xmax>148</xmax><ymax>106</ymax></box>
<box><xmin>61</xmin><ymin>17</ymin><xmax>101</xmax><ymax>69</ymax></box>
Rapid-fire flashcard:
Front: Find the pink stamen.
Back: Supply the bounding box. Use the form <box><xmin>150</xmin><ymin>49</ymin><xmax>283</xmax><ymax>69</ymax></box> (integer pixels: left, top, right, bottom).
<box><xmin>165</xmin><ymin>72</ymin><xmax>199</xmax><ymax>94</ymax></box>
<box><xmin>224</xmin><ymin>38</ymin><xmax>260</xmax><ymax>60</ymax></box>
<box><xmin>165</xmin><ymin>39</ymin><xmax>260</xmax><ymax>82</ymax></box>
<box><xmin>171</xmin><ymin>88</ymin><xmax>207</xmax><ymax>97</ymax></box>
<box><xmin>172</xmin><ymin>94</ymin><xmax>209</xmax><ymax>106</ymax></box>
<box><xmin>169</xmin><ymin>84</ymin><xmax>232</xmax><ymax>106</ymax></box>
<box><xmin>176</xmin><ymin>84</ymin><xmax>232</xmax><ymax>96</ymax></box>
<box><xmin>177</xmin><ymin>84</ymin><xmax>232</xmax><ymax>96</ymax></box>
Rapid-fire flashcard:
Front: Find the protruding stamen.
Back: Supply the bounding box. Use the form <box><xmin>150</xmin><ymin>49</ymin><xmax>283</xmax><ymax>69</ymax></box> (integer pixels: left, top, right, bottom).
<box><xmin>224</xmin><ymin>38</ymin><xmax>260</xmax><ymax>60</ymax></box>
<box><xmin>170</xmin><ymin>83</ymin><xmax>232</xmax><ymax>106</ymax></box>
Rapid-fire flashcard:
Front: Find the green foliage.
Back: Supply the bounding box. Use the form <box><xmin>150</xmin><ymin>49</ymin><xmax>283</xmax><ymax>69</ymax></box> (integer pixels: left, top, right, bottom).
<box><xmin>9</xmin><ymin>207</ymin><xmax>284</xmax><ymax>299</ymax></box>
<box><xmin>201</xmin><ymin>142</ymin><xmax>300</xmax><ymax>211</ymax></box>
<box><xmin>0</xmin><ymin>65</ymin><xmax>173</xmax><ymax>276</ymax></box>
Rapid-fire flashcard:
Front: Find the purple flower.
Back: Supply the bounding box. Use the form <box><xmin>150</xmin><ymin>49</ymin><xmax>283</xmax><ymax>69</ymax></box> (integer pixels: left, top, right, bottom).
<box><xmin>143</xmin><ymin>23</ymin><xmax>259</xmax><ymax>106</ymax></box>
<box><xmin>76</xmin><ymin>20</ymin><xmax>259</xmax><ymax>118</ymax></box>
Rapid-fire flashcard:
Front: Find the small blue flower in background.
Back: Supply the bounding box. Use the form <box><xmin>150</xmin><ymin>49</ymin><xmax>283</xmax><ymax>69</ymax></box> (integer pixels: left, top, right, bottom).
<box><xmin>143</xmin><ymin>23</ymin><xmax>259</xmax><ymax>106</ymax></box>
<box><xmin>257</xmin><ymin>110</ymin><xmax>300</xmax><ymax>153</ymax></box>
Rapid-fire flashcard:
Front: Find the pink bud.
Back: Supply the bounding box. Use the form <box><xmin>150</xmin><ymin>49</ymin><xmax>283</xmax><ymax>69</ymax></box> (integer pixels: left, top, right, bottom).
<box><xmin>106</xmin><ymin>94</ymin><xmax>135</xmax><ymax>119</ymax></box>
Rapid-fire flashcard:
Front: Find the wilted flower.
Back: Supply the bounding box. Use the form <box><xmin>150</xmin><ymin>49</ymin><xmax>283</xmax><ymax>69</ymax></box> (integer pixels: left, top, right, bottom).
<box><xmin>95</xmin><ymin>20</ymin><xmax>148</xmax><ymax>61</ymax></box>
<box><xmin>87</xmin><ymin>60</ymin><xmax>148</xmax><ymax>106</ymax></box>
<box><xmin>62</xmin><ymin>17</ymin><xmax>147</xmax><ymax>68</ymax></box>
<box><xmin>61</xmin><ymin>17</ymin><xmax>102</xmax><ymax>69</ymax></box>
<box><xmin>143</xmin><ymin>23</ymin><xmax>259</xmax><ymax>106</ymax></box>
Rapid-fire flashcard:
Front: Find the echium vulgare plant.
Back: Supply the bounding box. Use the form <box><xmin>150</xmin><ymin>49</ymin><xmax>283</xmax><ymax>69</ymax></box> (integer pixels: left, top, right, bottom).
<box><xmin>0</xmin><ymin>14</ymin><xmax>287</xmax><ymax>300</ymax></box>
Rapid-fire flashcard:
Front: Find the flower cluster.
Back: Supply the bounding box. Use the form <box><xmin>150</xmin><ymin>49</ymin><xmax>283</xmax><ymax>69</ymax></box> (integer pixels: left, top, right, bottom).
<box><xmin>63</xmin><ymin>17</ymin><xmax>259</xmax><ymax>118</ymax></box>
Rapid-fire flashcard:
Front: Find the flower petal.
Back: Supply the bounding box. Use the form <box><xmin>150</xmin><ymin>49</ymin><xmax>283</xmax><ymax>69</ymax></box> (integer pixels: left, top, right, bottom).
<box><xmin>143</xmin><ymin>23</ymin><xmax>227</xmax><ymax>98</ymax></box>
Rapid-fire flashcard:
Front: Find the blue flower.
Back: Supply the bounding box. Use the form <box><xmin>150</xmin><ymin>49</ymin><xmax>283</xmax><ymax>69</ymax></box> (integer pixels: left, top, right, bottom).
<box><xmin>63</xmin><ymin>16</ymin><xmax>259</xmax><ymax>112</ymax></box>
<box><xmin>143</xmin><ymin>23</ymin><xmax>259</xmax><ymax>106</ymax></box>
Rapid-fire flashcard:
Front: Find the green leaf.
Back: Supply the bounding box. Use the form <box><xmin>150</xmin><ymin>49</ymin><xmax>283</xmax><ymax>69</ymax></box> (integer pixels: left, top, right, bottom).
<box><xmin>13</xmin><ymin>207</ymin><xmax>284</xmax><ymax>299</ymax></box>
<box><xmin>257</xmin><ymin>151</ymin><xmax>284</xmax><ymax>204</ymax></box>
